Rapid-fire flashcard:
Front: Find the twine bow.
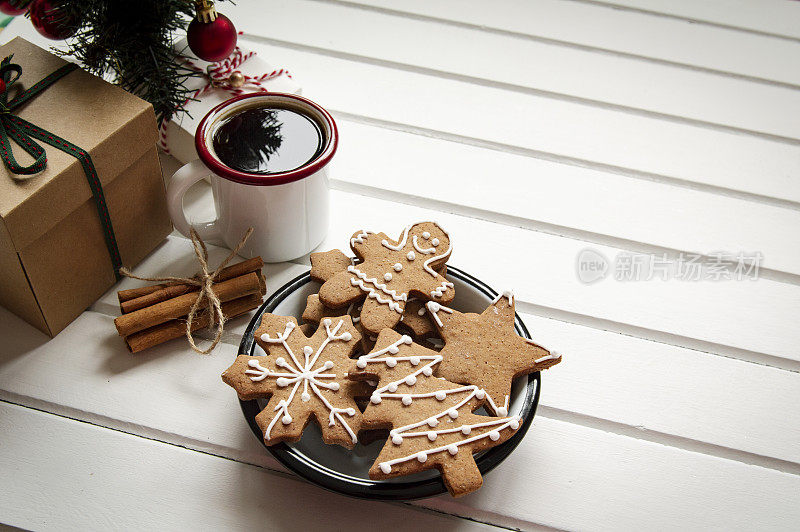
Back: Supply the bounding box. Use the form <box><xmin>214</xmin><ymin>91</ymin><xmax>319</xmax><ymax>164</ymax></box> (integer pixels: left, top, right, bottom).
<box><xmin>119</xmin><ymin>227</ymin><xmax>254</xmax><ymax>355</ymax></box>
<box><xmin>159</xmin><ymin>39</ymin><xmax>291</xmax><ymax>153</ymax></box>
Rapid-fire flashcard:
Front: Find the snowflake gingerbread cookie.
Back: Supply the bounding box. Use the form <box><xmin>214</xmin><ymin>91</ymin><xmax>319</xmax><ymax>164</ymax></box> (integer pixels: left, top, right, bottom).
<box><xmin>318</xmin><ymin>222</ymin><xmax>455</xmax><ymax>335</ymax></box>
<box><xmin>348</xmin><ymin>329</ymin><xmax>521</xmax><ymax>497</ymax></box>
<box><xmin>222</xmin><ymin>313</ymin><xmax>365</xmax><ymax>448</ymax></box>
<box><xmin>426</xmin><ymin>291</ymin><xmax>562</xmax><ymax>416</ymax></box>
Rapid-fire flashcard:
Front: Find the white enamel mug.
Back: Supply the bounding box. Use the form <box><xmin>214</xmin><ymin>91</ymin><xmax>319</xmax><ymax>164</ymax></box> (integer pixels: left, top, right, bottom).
<box><xmin>166</xmin><ymin>93</ymin><xmax>337</xmax><ymax>262</ymax></box>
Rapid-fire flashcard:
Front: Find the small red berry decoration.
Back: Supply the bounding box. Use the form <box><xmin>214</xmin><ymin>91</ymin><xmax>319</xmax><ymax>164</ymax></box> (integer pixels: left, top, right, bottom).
<box><xmin>0</xmin><ymin>0</ymin><xmax>29</xmax><ymax>16</ymax></box>
<box><xmin>187</xmin><ymin>0</ymin><xmax>237</xmax><ymax>63</ymax></box>
<box><xmin>29</xmin><ymin>0</ymin><xmax>78</xmax><ymax>40</ymax></box>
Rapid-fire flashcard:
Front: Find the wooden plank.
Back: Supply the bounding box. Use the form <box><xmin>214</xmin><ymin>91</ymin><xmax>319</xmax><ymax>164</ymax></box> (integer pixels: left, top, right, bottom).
<box><xmin>435</xmin><ymin>416</ymin><xmax>800</xmax><ymax>530</ymax></box>
<box><xmin>314</xmin><ymin>190</ymin><xmax>800</xmax><ymax>362</ymax></box>
<box><xmin>233</xmin><ymin>0</ymin><xmax>800</xmax><ymax>140</ymax></box>
<box><xmin>239</xmin><ymin>39</ymin><xmax>800</xmax><ymax>205</ymax></box>
<box><xmin>518</xmin><ymin>310</ymin><xmax>800</xmax><ymax>467</ymax></box>
<box><xmin>3</xmin><ymin>386</ymin><xmax>800</xmax><ymax>530</ymax></box>
<box><xmin>123</xmin><ymin>192</ymin><xmax>800</xmax><ymax>363</ymax></box>
<box><xmin>0</xmin><ymin>402</ymin><xmax>493</xmax><ymax>531</ymax></box>
<box><xmin>332</xmin><ymin>119</ymin><xmax>800</xmax><ymax>277</ymax></box>
<box><xmin>601</xmin><ymin>0</ymin><xmax>800</xmax><ymax>40</ymax></box>
<box><xmin>2</xmin><ymin>232</ymin><xmax>799</xmax><ymax>468</ymax></box>
<box><xmin>335</xmin><ymin>0</ymin><xmax>800</xmax><ymax>85</ymax></box>
<box><xmin>6</xmin><ymin>294</ymin><xmax>799</xmax><ymax>472</ymax></box>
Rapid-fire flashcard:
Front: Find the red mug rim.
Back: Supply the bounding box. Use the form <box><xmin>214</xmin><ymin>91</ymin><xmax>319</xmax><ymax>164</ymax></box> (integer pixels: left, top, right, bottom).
<box><xmin>194</xmin><ymin>92</ymin><xmax>338</xmax><ymax>186</ymax></box>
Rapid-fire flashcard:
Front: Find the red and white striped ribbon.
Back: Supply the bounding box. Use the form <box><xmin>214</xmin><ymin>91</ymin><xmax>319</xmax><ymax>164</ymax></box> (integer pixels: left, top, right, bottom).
<box><xmin>159</xmin><ymin>36</ymin><xmax>292</xmax><ymax>153</ymax></box>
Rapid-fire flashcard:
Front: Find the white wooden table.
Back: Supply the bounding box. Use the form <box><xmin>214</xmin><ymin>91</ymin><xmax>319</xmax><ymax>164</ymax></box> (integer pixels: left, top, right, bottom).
<box><xmin>2</xmin><ymin>1</ymin><xmax>800</xmax><ymax>530</ymax></box>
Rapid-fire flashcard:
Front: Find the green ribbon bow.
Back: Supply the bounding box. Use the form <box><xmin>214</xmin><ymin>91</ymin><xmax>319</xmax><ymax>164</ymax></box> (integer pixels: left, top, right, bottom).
<box><xmin>0</xmin><ymin>55</ymin><xmax>122</xmax><ymax>278</ymax></box>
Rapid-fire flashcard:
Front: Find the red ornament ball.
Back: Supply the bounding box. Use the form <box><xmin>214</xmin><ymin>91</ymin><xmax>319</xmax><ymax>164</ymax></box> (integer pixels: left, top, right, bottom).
<box><xmin>0</xmin><ymin>79</ymin><xmax>6</xmax><ymax>94</ymax></box>
<box><xmin>29</xmin><ymin>0</ymin><xmax>78</xmax><ymax>40</ymax></box>
<box><xmin>187</xmin><ymin>13</ymin><xmax>237</xmax><ymax>63</ymax></box>
<box><xmin>0</xmin><ymin>0</ymin><xmax>28</xmax><ymax>16</ymax></box>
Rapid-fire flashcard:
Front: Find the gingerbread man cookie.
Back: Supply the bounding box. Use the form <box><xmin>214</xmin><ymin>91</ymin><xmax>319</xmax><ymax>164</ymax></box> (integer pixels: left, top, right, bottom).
<box><xmin>309</xmin><ymin>249</ymin><xmax>441</xmax><ymax>341</ymax></box>
<box><xmin>222</xmin><ymin>313</ymin><xmax>364</xmax><ymax>448</ymax></box>
<box><xmin>319</xmin><ymin>222</ymin><xmax>454</xmax><ymax>334</ymax></box>
<box><xmin>348</xmin><ymin>329</ymin><xmax>521</xmax><ymax>497</ymax></box>
<box><xmin>426</xmin><ymin>291</ymin><xmax>562</xmax><ymax>416</ymax></box>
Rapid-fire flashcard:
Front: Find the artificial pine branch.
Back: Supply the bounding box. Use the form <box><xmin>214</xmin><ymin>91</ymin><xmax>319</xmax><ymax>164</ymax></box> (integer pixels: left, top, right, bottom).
<box><xmin>54</xmin><ymin>0</ymin><xmax>231</xmax><ymax>124</ymax></box>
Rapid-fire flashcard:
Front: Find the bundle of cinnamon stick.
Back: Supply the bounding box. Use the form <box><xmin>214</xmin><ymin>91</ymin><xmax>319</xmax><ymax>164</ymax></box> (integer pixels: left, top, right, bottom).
<box><xmin>114</xmin><ymin>257</ymin><xmax>266</xmax><ymax>353</ymax></box>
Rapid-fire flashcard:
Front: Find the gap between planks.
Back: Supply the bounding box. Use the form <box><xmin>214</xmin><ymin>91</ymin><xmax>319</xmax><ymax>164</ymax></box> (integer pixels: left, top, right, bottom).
<box><xmin>301</xmin><ymin>0</ymin><xmax>800</xmax><ymax>91</ymax></box>
<box><xmin>0</xmin><ymin>397</ymin><xmax>549</xmax><ymax>532</ymax></box>
<box><xmin>328</xmin><ymin>176</ymin><xmax>800</xmax><ymax>287</ymax></box>
<box><xmin>538</xmin><ymin>405</ymin><xmax>800</xmax><ymax>476</ymax></box>
<box><xmin>578</xmin><ymin>0</ymin><xmax>800</xmax><ymax>44</ymax></box>
<box><xmin>240</xmin><ymin>32</ymin><xmax>800</xmax><ymax>147</ymax></box>
<box><xmin>329</xmin><ymin>111</ymin><xmax>800</xmax><ymax>213</ymax></box>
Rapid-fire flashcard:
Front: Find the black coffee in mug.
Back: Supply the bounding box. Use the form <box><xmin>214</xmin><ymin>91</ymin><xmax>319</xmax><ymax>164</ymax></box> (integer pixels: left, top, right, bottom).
<box><xmin>211</xmin><ymin>105</ymin><xmax>325</xmax><ymax>174</ymax></box>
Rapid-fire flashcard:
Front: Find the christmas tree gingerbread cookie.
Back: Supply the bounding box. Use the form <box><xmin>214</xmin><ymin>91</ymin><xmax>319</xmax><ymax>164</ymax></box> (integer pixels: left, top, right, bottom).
<box><xmin>222</xmin><ymin>313</ymin><xmax>364</xmax><ymax>448</ymax></box>
<box><xmin>318</xmin><ymin>222</ymin><xmax>455</xmax><ymax>335</ymax></box>
<box><xmin>349</xmin><ymin>329</ymin><xmax>521</xmax><ymax>497</ymax></box>
<box><xmin>426</xmin><ymin>291</ymin><xmax>562</xmax><ymax>416</ymax></box>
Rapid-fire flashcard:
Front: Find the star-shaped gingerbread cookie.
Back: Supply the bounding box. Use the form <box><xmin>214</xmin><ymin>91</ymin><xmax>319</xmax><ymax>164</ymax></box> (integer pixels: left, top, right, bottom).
<box><xmin>426</xmin><ymin>291</ymin><xmax>562</xmax><ymax>416</ymax></box>
<box><xmin>318</xmin><ymin>222</ymin><xmax>455</xmax><ymax>334</ymax></box>
<box><xmin>222</xmin><ymin>313</ymin><xmax>364</xmax><ymax>448</ymax></box>
<box><xmin>348</xmin><ymin>329</ymin><xmax>521</xmax><ymax>497</ymax></box>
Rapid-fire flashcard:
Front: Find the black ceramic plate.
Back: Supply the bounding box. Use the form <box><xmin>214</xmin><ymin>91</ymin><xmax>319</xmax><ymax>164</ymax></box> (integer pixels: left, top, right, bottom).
<box><xmin>237</xmin><ymin>266</ymin><xmax>541</xmax><ymax>500</ymax></box>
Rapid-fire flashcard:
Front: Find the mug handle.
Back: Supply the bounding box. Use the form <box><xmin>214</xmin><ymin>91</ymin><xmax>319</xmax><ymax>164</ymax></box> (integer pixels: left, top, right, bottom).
<box><xmin>166</xmin><ymin>159</ymin><xmax>224</xmax><ymax>246</ymax></box>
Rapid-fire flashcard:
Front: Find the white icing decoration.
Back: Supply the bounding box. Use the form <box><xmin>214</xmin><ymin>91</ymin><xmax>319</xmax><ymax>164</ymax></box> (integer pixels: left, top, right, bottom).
<box><xmin>356</xmin><ymin>335</ymin><xmax>521</xmax><ymax>475</ymax></box>
<box><xmin>381</xmin><ymin>226</ymin><xmax>410</xmax><ymax>251</ymax></box>
<box><xmin>491</xmin><ymin>290</ymin><xmax>514</xmax><ymax>306</ymax></box>
<box><xmin>423</xmin><ymin>225</ymin><xmax>452</xmax><ymax>278</ymax></box>
<box><xmin>384</xmin><ymin>272</ymin><xmax>392</xmax><ymax>282</ymax></box>
<box><xmin>348</xmin><ymin>265</ymin><xmax>407</xmax><ymax>314</ymax></box>
<box><xmin>431</xmin><ymin>238</ymin><xmax>439</xmax><ymax>246</ymax></box>
<box><xmin>535</xmin><ymin>351</ymin><xmax>562</xmax><ymax>364</ymax></box>
<box><xmin>350</xmin><ymin>230</ymin><xmax>372</xmax><ymax>246</ymax></box>
<box><xmin>407</xmin><ymin>251</ymin><xmax>415</xmax><ymax>261</ymax></box>
<box><xmin>430</xmin><ymin>279</ymin><xmax>455</xmax><ymax>299</ymax></box>
<box><xmin>393</xmin><ymin>263</ymin><xmax>403</xmax><ymax>272</ymax></box>
<box><xmin>417</xmin><ymin>307</ymin><xmax>426</xmax><ymax>316</ymax></box>
<box><xmin>252</xmin><ymin>320</ymin><xmax>357</xmax><ymax>444</ymax></box>
<box><xmin>426</xmin><ymin>301</ymin><xmax>454</xmax><ymax>327</ymax></box>
<box><xmin>413</xmin><ymin>236</ymin><xmax>436</xmax><ymax>255</ymax></box>
<box><xmin>422</xmin><ymin>231</ymin><xmax>431</xmax><ymax>239</ymax></box>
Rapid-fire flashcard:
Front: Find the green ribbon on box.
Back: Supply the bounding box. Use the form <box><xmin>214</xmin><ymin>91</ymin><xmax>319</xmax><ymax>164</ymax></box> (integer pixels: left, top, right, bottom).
<box><xmin>0</xmin><ymin>55</ymin><xmax>122</xmax><ymax>279</ymax></box>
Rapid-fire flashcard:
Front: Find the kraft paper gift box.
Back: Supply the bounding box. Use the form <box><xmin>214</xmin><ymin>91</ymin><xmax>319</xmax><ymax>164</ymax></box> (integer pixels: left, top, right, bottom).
<box><xmin>161</xmin><ymin>38</ymin><xmax>302</xmax><ymax>164</ymax></box>
<box><xmin>0</xmin><ymin>37</ymin><xmax>171</xmax><ymax>336</ymax></box>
